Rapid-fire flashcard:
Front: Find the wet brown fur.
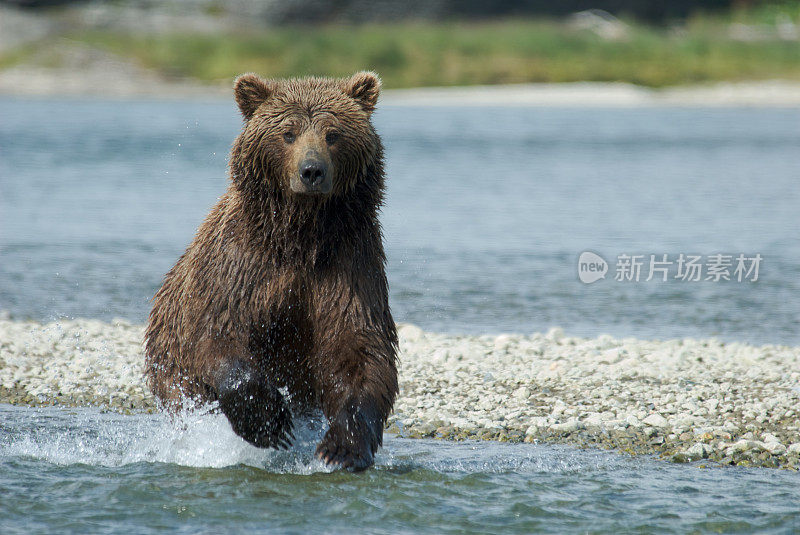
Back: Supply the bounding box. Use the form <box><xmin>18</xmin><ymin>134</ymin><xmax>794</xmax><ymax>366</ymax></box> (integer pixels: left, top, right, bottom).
<box><xmin>144</xmin><ymin>72</ymin><xmax>397</xmax><ymax>469</ymax></box>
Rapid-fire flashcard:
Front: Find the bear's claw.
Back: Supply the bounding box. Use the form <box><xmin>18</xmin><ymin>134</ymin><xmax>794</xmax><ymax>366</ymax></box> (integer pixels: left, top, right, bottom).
<box><xmin>227</xmin><ymin>391</ymin><xmax>295</xmax><ymax>450</ymax></box>
<box><xmin>315</xmin><ymin>400</ymin><xmax>382</xmax><ymax>471</ymax></box>
<box><xmin>216</xmin><ymin>360</ymin><xmax>295</xmax><ymax>450</ymax></box>
<box><xmin>315</xmin><ymin>436</ymin><xmax>373</xmax><ymax>472</ymax></box>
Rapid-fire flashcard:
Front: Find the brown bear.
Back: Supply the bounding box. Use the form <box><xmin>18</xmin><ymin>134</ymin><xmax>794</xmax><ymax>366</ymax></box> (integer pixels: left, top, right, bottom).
<box><xmin>144</xmin><ymin>71</ymin><xmax>398</xmax><ymax>471</ymax></box>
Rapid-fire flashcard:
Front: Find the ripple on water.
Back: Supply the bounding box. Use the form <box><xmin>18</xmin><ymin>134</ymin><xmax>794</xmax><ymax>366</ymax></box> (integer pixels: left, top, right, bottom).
<box><xmin>1</xmin><ymin>404</ymin><xmax>800</xmax><ymax>534</ymax></box>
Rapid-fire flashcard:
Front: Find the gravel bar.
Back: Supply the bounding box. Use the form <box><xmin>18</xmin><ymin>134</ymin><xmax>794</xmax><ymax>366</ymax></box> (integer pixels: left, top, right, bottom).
<box><xmin>1</xmin><ymin>318</ymin><xmax>799</xmax><ymax>469</ymax></box>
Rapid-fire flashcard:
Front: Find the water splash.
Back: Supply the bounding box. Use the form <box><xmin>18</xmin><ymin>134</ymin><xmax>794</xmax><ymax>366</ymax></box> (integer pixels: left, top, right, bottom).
<box><xmin>0</xmin><ymin>404</ymin><xmax>624</xmax><ymax>476</ymax></box>
<box><xmin>0</xmin><ymin>404</ymin><xmax>333</xmax><ymax>474</ymax></box>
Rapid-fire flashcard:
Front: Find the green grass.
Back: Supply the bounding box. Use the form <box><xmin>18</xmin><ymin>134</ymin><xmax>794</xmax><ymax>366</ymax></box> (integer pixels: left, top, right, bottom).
<box><xmin>6</xmin><ymin>6</ymin><xmax>800</xmax><ymax>88</ymax></box>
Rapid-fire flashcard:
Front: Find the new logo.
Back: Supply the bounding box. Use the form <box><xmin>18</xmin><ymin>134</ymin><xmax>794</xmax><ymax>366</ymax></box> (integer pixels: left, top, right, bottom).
<box><xmin>578</xmin><ymin>251</ymin><xmax>608</xmax><ymax>284</ymax></box>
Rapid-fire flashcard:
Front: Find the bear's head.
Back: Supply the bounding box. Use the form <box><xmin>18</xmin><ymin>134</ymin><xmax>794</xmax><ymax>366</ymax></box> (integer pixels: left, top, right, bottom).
<box><xmin>231</xmin><ymin>71</ymin><xmax>382</xmax><ymax>199</ymax></box>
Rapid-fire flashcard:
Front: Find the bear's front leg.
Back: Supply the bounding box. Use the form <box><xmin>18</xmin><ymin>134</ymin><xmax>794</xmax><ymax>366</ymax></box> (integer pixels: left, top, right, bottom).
<box><xmin>215</xmin><ymin>359</ymin><xmax>294</xmax><ymax>449</ymax></box>
<box><xmin>314</xmin><ymin>336</ymin><xmax>398</xmax><ymax>471</ymax></box>
<box><xmin>316</xmin><ymin>395</ymin><xmax>384</xmax><ymax>471</ymax></box>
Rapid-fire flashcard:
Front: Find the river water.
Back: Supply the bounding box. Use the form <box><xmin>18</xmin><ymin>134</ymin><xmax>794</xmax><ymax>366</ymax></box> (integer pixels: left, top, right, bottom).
<box><xmin>1</xmin><ymin>99</ymin><xmax>799</xmax><ymax>343</ymax></box>
<box><xmin>1</xmin><ymin>98</ymin><xmax>799</xmax><ymax>533</ymax></box>
<box><xmin>2</xmin><ymin>404</ymin><xmax>799</xmax><ymax>534</ymax></box>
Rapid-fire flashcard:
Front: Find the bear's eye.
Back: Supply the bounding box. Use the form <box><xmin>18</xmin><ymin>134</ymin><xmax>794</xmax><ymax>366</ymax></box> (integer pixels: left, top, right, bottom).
<box><xmin>283</xmin><ymin>132</ymin><xmax>296</xmax><ymax>144</ymax></box>
<box><xmin>325</xmin><ymin>131</ymin><xmax>340</xmax><ymax>145</ymax></box>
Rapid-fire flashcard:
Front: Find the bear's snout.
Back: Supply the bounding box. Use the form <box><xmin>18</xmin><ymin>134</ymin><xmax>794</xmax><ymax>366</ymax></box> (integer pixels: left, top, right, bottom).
<box><xmin>299</xmin><ymin>156</ymin><xmax>328</xmax><ymax>186</ymax></box>
<box><xmin>295</xmin><ymin>150</ymin><xmax>331</xmax><ymax>194</ymax></box>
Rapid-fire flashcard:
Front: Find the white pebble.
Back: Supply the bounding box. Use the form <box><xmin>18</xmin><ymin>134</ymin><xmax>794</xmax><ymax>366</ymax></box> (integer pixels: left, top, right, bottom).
<box><xmin>643</xmin><ymin>413</ymin><xmax>669</xmax><ymax>427</ymax></box>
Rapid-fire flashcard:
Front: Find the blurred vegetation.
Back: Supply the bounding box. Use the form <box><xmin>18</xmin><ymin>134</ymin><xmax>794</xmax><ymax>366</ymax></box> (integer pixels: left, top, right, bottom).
<box><xmin>6</xmin><ymin>2</ymin><xmax>800</xmax><ymax>87</ymax></box>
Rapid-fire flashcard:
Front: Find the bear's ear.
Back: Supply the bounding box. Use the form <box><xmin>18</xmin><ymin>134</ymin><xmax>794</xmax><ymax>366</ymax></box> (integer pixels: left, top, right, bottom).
<box><xmin>343</xmin><ymin>71</ymin><xmax>381</xmax><ymax>113</ymax></box>
<box><xmin>234</xmin><ymin>73</ymin><xmax>275</xmax><ymax>119</ymax></box>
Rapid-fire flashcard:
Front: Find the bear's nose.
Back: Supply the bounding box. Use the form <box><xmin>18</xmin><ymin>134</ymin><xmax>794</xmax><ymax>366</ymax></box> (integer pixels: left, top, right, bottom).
<box><xmin>299</xmin><ymin>160</ymin><xmax>327</xmax><ymax>187</ymax></box>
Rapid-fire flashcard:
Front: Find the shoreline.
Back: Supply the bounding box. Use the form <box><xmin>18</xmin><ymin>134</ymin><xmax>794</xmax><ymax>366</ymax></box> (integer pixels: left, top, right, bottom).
<box><xmin>1</xmin><ymin>65</ymin><xmax>800</xmax><ymax>107</ymax></box>
<box><xmin>1</xmin><ymin>318</ymin><xmax>799</xmax><ymax>469</ymax></box>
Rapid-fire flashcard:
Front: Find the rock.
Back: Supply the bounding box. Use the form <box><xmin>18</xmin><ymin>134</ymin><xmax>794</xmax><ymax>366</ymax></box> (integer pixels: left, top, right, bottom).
<box><xmin>643</xmin><ymin>413</ymin><xmax>669</xmax><ymax>427</ymax></box>
<box><xmin>545</xmin><ymin>327</ymin><xmax>564</xmax><ymax>341</ymax></box>
<box><xmin>625</xmin><ymin>415</ymin><xmax>641</xmax><ymax>427</ymax></box>
<box><xmin>584</xmin><ymin>413</ymin><xmax>605</xmax><ymax>427</ymax></box>
<box><xmin>512</xmin><ymin>386</ymin><xmax>530</xmax><ymax>400</ymax></box>
<box><xmin>725</xmin><ymin>440</ymin><xmax>763</xmax><ymax>456</ymax></box>
<box><xmin>526</xmin><ymin>417</ymin><xmax>549</xmax><ymax>432</ymax></box>
<box><xmin>415</xmin><ymin>423</ymin><xmax>436</xmax><ymax>436</ymax></box>
<box><xmin>598</xmin><ymin>348</ymin><xmax>622</xmax><ymax>364</ymax></box>
<box><xmin>764</xmin><ymin>442</ymin><xmax>786</xmax><ymax>455</ymax></box>
<box><xmin>683</xmin><ymin>442</ymin><xmax>710</xmax><ymax>460</ymax></box>
<box><xmin>397</xmin><ymin>323</ymin><xmax>424</xmax><ymax>342</ymax></box>
<box><xmin>494</xmin><ymin>334</ymin><xmax>513</xmax><ymax>351</ymax></box>
<box><xmin>723</xmin><ymin>420</ymin><xmax>739</xmax><ymax>432</ymax></box>
<box><xmin>550</xmin><ymin>419</ymin><xmax>584</xmax><ymax>433</ymax></box>
<box><xmin>430</xmin><ymin>348</ymin><xmax>449</xmax><ymax>364</ymax></box>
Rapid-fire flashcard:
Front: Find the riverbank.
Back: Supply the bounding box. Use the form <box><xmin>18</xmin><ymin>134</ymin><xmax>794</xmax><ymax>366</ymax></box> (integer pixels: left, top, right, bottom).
<box><xmin>2</xmin><ymin>2</ymin><xmax>800</xmax><ymax>103</ymax></box>
<box><xmin>2</xmin><ymin>60</ymin><xmax>800</xmax><ymax>106</ymax></box>
<box><xmin>4</xmin><ymin>3</ymin><xmax>800</xmax><ymax>89</ymax></box>
<box><xmin>1</xmin><ymin>318</ymin><xmax>798</xmax><ymax>469</ymax></box>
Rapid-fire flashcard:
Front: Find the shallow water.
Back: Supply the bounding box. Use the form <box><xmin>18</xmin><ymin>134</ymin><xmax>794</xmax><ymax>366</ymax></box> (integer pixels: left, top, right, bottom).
<box><xmin>1</xmin><ymin>99</ymin><xmax>799</xmax><ymax>532</ymax></box>
<box><xmin>2</xmin><ymin>404</ymin><xmax>799</xmax><ymax>534</ymax></box>
<box><xmin>1</xmin><ymin>99</ymin><xmax>799</xmax><ymax>344</ymax></box>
